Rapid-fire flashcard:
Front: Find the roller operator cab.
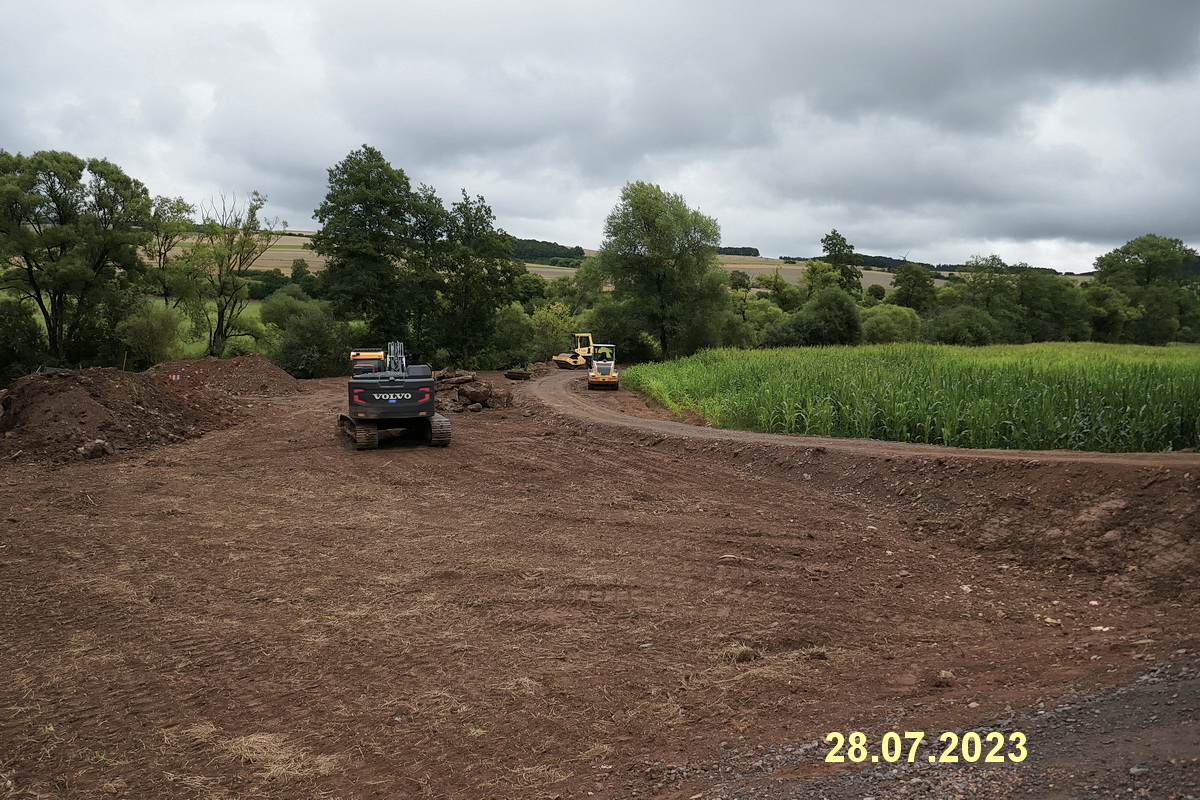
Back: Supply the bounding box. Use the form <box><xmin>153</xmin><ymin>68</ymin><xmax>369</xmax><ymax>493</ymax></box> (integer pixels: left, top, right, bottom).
<box><xmin>337</xmin><ymin>342</ymin><xmax>451</xmax><ymax>450</ymax></box>
<box><xmin>552</xmin><ymin>333</ymin><xmax>595</xmax><ymax>369</ymax></box>
<box><xmin>587</xmin><ymin>344</ymin><xmax>619</xmax><ymax>390</ymax></box>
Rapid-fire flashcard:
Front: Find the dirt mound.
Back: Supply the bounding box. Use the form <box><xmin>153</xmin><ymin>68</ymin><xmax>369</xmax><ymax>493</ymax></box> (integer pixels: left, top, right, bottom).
<box><xmin>0</xmin><ymin>368</ymin><xmax>239</xmax><ymax>463</ymax></box>
<box><xmin>148</xmin><ymin>354</ymin><xmax>300</xmax><ymax>396</ymax></box>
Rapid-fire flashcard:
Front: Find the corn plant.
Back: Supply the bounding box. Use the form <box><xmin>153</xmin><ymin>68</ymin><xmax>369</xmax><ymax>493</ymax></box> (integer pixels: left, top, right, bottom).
<box><xmin>623</xmin><ymin>343</ymin><xmax>1200</xmax><ymax>453</ymax></box>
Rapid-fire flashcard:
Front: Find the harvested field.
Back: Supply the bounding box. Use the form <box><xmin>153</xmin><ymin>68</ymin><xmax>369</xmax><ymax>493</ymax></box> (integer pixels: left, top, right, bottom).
<box><xmin>1</xmin><ymin>368</ymin><xmax>1197</xmax><ymax>798</ymax></box>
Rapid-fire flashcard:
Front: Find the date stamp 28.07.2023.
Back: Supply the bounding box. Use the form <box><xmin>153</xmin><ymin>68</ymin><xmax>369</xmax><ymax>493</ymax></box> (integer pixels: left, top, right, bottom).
<box><xmin>823</xmin><ymin>731</ymin><xmax>1028</xmax><ymax>765</ymax></box>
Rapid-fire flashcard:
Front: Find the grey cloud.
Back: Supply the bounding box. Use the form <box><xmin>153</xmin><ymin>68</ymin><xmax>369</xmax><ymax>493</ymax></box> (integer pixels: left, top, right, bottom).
<box><xmin>3</xmin><ymin>0</ymin><xmax>1199</xmax><ymax>270</ymax></box>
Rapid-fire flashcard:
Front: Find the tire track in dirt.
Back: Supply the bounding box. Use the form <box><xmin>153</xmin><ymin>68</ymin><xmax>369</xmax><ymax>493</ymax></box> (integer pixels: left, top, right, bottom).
<box><xmin>2</xmin><ymin>372</ymin><xmax>1197</xmax><ymax>799</ymax></box>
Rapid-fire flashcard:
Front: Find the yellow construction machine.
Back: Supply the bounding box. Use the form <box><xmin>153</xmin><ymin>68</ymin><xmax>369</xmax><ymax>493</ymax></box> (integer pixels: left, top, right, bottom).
<box><xmin>587</xmin><ymin>344</ymin><xmax>619</xmax><ymax>390</ymax></box>
<box><xmin>551</xmin><ymin>333</ymin><xmax>595</xmax><ymax>369</ymax></box>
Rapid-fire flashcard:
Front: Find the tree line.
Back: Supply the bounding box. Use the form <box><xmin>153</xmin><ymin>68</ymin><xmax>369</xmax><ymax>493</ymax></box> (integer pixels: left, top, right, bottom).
<box><xmin>3</xmin><ymin>146</ymin><xmax>1198</xmax><ymax>387</ymax></box>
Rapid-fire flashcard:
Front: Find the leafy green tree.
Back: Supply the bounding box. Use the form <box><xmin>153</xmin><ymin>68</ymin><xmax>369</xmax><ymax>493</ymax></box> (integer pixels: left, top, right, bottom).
<box><xmin>865</xmin><ymin>283</ymin><xmax>886</xmax><ymax>303</ymax></box>
<box><xmin>0</xmin><ymin>298</ymin><xmax>47</xmax><ymax>383</ymax></box>
<box><xmin>184</xmin><ymin>192</ymin><xmax>283</xmax><ymax>356</ymax></box>
<box><xmin>765</xmin><ymin>287</ymin><xmax>861</xmax><ymax>346</ymax></box>
<box><xmin>513</xmin><ymin>272</ymin><xmax>548</xmax><ymax>312</ymax></box>
<box><xmin>290</xmin><ymin>258</ymin><xmax>319</xmax><ymax>296</ymax></box>
<box><xmin>1013</xmin><ymin>269</ymin><xmax>1091</xmax><ymax>341</ymax></box>
<box><xmin>260</xmin><ymin>284</ymin><xmax>316</xmax><ymax>329</ymax></box>
<box><xmin>801</xmin><ymin>259</ymin><xmax>842</xmax><ymax>299</ymax></box>
<box><xmin>798</xmin><ymin>286</ymin><xmax>861</xmax><ymax>345</ymax></box>
<box><xmin>961</xmin><ymin>254</ymin><xmax>1025</xmax><ymax>342</ymax></box>
<box><xmin>598</xmin><ymin>181</ymin><xmax>723</xmax><ymax>360</ymax></box>
<box><xmin>117</xmin><ymin>299</ymin><xmax>184</xmax><ymax>368</ymax></box>
<box><xmin>1083</xmin><ymin>284</ymin><xmax>1138</xmax><ymax>343</ymax></box>
<box><xmin>861</xmin><ymin>304</ymin><xmax>920</xmax><ymax>343</ymax></box>
<box><xmin>476</xmin><ymin>302</ymin><xmax>536</xmax><ymax>369</ymax></box>
<box><xmin>1092</xmin><ymin>234</ymin><xmax>1198</xmax><ymax>344</ymax></box>
<box><xmin>142</xmin><ymin>195</ymin><xmax>197</xmax><ymax>306</ymax></box>
<box><xmin>924</xmin><ymin>305</ymin><xmax>999</xmax><ymax>345</ymax></box>
<box><xmin>583</xmin><ymin>296</ymin><xmax>661</xmax><ymax>363</ymax></box>
<box><xmin>439</xmin><ymin>192</ymin><xmax>522</xmax><ymax>368</ymax></box>
<box><xmin>545</xmin><ymin>257</ymin><xmax>607</xmax><ymax>315</ymax></box>
<box><xmin>311</xmin><ymin>145</ymin><xmax>416</xmax><ymax>338</ymax></box>
<box><xmin>752</xmin><ymin>270</ymin><xmax>805</xmax><ymax>312</ymax></box>
<box><xmin>270</xmin><ymin>306</ymin><xmax>352</xmax><ymax>378</ymax></box>
<box><xmin>1094</xmin><ymin>234</ymin><xmax>1196</xmax><ymax>290</ymax></box>
<box><xmin>246</xmin><ymin>268</ymin><xmax>291</xmax><ymax>299</ymax></box>
<box><xmin>820</xmin><ymin>229</ymin><xmax>862</xmax><ymax>296</ymax></box>
<box><xmin>0</xmin><ymin>150</ymin><xmax>151</xmax><ymax>360</ymax></box>
<box><xmin>530</xmin><ymin>300</ymin><xmax>578</xmax><ymax>360</ymax></box>
<box><xmin>890</xmin><ymin>261</ymin><xmax>937</xmax><ymax>313</ymax></box>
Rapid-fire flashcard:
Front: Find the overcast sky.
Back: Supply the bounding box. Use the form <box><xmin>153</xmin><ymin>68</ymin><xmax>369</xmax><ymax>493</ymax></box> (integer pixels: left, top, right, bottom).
<box><xmin>5</xmin><ymin>1</ymin><xmax>1199</xmax><ymax>272</ymax></box>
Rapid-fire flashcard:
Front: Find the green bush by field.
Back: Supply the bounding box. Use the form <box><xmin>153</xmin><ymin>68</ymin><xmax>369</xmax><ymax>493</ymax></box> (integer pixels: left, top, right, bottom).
<box><xmin>623</xmin><ymin>343</ymin><xmax>1200</xmax><ymax>452</ymax></box>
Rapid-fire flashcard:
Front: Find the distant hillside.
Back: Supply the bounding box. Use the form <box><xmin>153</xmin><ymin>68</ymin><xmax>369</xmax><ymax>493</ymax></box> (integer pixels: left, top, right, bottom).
<box><xmin>513</xmin><ymin>238</ymin><xmax>584</xmax><ymax>265</ymax></box>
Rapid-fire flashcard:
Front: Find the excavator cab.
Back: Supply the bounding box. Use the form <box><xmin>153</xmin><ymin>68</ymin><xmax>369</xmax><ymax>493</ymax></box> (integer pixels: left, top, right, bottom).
<box><xmin>350</xmin><ymin>349</ymin><xmax>386</xmax><ymax>376</ymax></box>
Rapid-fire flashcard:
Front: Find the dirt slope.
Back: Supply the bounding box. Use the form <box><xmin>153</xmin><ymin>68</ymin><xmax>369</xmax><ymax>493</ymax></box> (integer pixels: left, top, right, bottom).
<box><xmin>1</xmin><ymin>369</ymin><xmax>1196</xmax><ymax>799</ymax></box>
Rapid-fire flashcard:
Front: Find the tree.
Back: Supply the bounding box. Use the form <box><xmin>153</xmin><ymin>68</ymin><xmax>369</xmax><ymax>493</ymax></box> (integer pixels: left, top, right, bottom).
<box><xmin>1013</xmin><ymin>268</ymin><xmax>1091</xmax><ymax>341</ymax></box>
<box><xmin>798</xmin><ymin>286</ymin><xmax>862</xmax><ymax>345</ymax></box>
<box><xmin>0</xmin><ymin>298</ymin><xmax>47</xmax><ymax>384</ymax></box>
<box><xmin>260</xmin><ymin>284</ymin><xmax>317</xmax><ymax>329</ymax></box>
<box><xmin>598</xmin><ymin>181</ymin><xmax>723</xmax><ymax>360</ymax></box>
<box><xmin>142</xmin><ymin>195</ymin><xmax>197</xmax><ymax>306</ymax></box>
<box><xmin>117</xmin><ymin>299</ymin><xmax>184</xmax><ymax>368</ymax></box>
<box><xmin>924</xmin><ymin>306</ymin><xmax>999</xmax><ymax>345</ymax></box>
<box><xmin>890</xmin><ymin>262</ymin><xmax>937</xmax><ymax>313</ymax></box>
<box><xmin>311</xmin><ymin>145</ymin><xmax>416</xmax><ymax>338</ymax></box>
<box><xmin>270</xmin><ymin>306</ymin><xmax>351</xmax><ymax>378</ymax></box>
<box><xmin>185</xmin><ymin>192</ymin><xmax>283</xmax><ymax>356</ymax></box>
<box><xmin>476</xmin><ymin>302</ymin><xmax>536</xmax><ymax>369</ymax></box>
<box><xmin>438</xmin><ymin>191</ymin><xmax>522</xmax><ymax>368</ymax></box>
<box><xmin>861</xmin><ymin>304</ymin><xmax>920</xmax><ymax>343</ymax></box>
<box><xmin>1092</xmin><ymin>234</ymin><xmax>1198</xmax><ymax>345</ymax></box>
<box><xmin>765</xmin><ymin>287</ymin><xmax>861</xmax><ymax>347</ymax></box>
<box><xmin>961</xmin><ymin>254</ymin><xmax>1024</xmax><ymax>342</ymax></box>
<box><xmin>1084</xmin><ymin>284</ymin><xmax>1138</xmax><ymax>343</ymax></box>
<box><xmin>753</xmin><ymin>270</ymin><xmax>805</xmax><ymax>311</ymax></box>
<box><xmin>1094</xmin><ymin>234</ymin><xmax>1196</xmax><ymax>291</ymax></box>
<box><xmin>290</xmin><ymin>258</ymin><xmax>319</xmax><ymax>296</ymax></box>
<box><xmin>820</xmin><ymin>229</ymin><xmax>862</xmax><ymax>296</ymax></box>
<box><xmin>801</xmin><ymin>259</ymin><xmax>842</xmax><ymax>299</ymax></box>
<box><xmin>0</xmin><ymin>150</ymin><xmax>151</xmax><ymax>360</ymax></box>
<box><xmin>530</xmin><ymin>300</ymin><xmax>578</xmax><ymax>360</ymax></box>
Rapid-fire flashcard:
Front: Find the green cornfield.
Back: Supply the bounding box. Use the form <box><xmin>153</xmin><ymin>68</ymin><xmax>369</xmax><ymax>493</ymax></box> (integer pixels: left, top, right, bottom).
<box><xmin>623</xmin><ymin>343</ymin><xmax>1200</xmax><ymax>452</ymax></box>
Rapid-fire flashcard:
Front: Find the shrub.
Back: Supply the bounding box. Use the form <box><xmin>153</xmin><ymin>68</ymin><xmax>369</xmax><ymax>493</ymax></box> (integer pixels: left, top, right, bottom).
<box><xmin>862</xmin><ymin>304</ymin><xmax>920</xmax><ymax>344</ymax></box>
<box><xmin>270</xmin><ymin>308</ymin><xmax>352</xmax><ymax>378</ymax></box>
<box><xmin>0</xmin><ymin>299</ymin><xmax>48</xmax><ymax>385</ymax></box>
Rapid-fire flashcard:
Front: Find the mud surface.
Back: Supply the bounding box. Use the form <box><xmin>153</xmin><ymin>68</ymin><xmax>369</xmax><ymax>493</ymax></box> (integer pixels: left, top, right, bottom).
<box><xmin>2</xmin><ymin>368</ymin><xmax>1197</xmax><ymax>798</ymax></box>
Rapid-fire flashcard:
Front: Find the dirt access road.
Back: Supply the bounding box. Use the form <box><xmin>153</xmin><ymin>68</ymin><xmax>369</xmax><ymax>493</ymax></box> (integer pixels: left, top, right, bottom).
<box><xmin>2</xmin><ymin>368</ymin><xmax>1198</xmax><ymax>799</ymax></box>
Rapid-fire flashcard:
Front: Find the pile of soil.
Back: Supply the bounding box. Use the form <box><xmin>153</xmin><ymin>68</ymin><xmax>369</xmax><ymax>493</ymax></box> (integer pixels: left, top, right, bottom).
<box><xmin>0</xmin><ymin>368</ymin><xmax>238</xmax><ymax>463</ymax></box>
<box><xmin>147</xmin><ymin>354</ymin><xmax>300</xmax><ymax>396</ymax></box>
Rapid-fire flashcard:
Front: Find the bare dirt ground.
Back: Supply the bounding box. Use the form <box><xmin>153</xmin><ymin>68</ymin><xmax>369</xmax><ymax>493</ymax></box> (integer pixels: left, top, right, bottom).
<box><xmin>2</xmin><ymin>366</ymin><xmax>1198</xmax><ymax>799</ymax></box>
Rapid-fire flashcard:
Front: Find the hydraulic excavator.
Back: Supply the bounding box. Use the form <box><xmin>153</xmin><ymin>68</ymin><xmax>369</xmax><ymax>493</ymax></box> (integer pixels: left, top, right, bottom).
<box><xmin>337</xmin><ymin>342</ymin><xmax>451</xmax><ymax>450</ymax></box>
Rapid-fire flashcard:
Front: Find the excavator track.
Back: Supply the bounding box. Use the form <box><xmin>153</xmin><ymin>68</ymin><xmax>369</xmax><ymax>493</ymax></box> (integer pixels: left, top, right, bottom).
<box><xmin>428</xmin><ymin>414</ymin><xmax>452</xmax><ymax>447</ymax></box>
<box><xmin>354</xmin><ymin>421</ymin><xmax>379</xmax><ymax>450</ymax></box>
<box><xmin>337</xmin><ymin>414</ymin><xmax>379</xmax><ymax>450</ymax></box>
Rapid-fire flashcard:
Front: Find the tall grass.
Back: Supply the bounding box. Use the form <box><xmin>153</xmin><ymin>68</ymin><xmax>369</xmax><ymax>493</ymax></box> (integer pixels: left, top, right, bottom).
<box><xmin>623</xmin><ymin>343</ymin><xmax>1200</xmax><ymax>453</ymax></box>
